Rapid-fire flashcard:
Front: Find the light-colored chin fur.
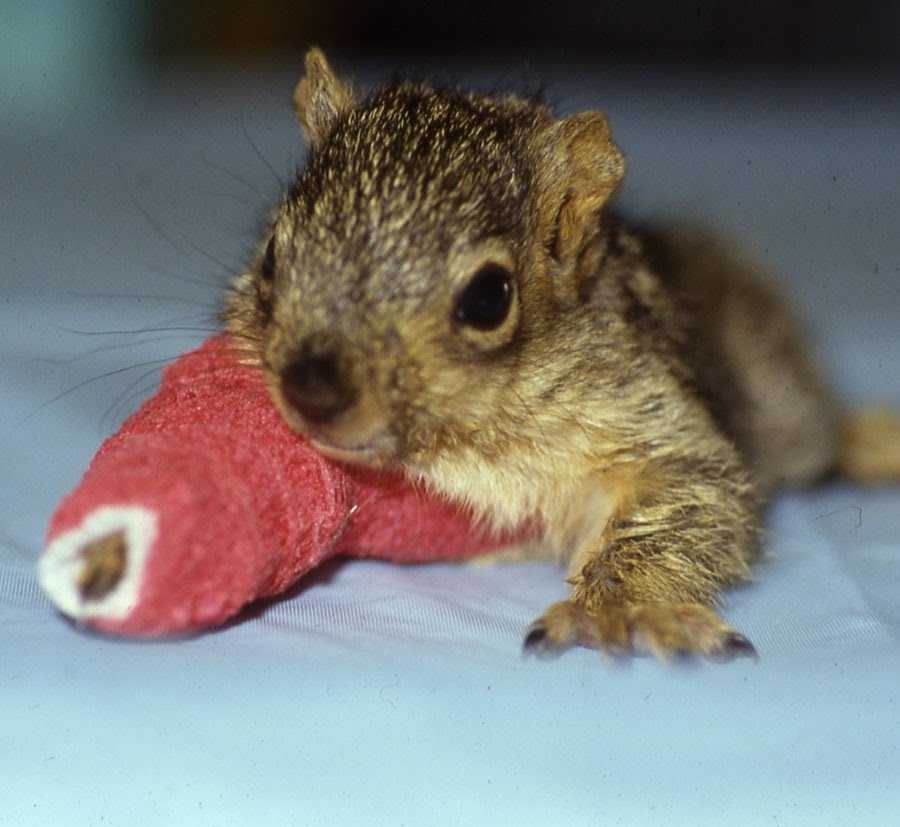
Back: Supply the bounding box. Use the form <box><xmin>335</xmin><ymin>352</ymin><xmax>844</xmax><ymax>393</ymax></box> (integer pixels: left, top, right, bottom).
<box><xmin>404</xmin><ymin>443</ymin><xmax>616</xmax><ymax>570</ymax></box>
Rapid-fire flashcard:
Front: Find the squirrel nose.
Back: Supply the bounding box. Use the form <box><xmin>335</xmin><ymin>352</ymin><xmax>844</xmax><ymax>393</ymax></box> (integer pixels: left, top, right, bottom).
<box><xmin>279</xmin><ymin>352</ymin><xmax>355</xmax><ymax>425</ymax></box>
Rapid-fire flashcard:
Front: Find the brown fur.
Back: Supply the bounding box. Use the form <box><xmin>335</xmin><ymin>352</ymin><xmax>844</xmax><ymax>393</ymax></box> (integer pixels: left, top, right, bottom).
<box><xmin>225</xmin><ymin>50</ymin><xmax>898</xmax><ymax>661</ymax></box>
<box><xmin>76</xmin><ymin>532</ymin><xmax>127</xmax><ymax>601</ymax></box>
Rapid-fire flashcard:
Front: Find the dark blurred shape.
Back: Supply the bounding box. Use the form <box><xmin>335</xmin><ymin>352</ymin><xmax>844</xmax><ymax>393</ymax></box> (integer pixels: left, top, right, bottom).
<box><xmin>141</xmin><ymin>0</ymin><xmax>900</xmax><ymax>67</ymax></box>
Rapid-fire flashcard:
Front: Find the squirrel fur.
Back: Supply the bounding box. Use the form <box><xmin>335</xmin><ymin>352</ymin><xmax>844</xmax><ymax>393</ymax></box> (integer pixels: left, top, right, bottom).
<box><xmin>225</xmin><ymin>49</ymin><xmax>900</xmax><ymax>660</ymax></box>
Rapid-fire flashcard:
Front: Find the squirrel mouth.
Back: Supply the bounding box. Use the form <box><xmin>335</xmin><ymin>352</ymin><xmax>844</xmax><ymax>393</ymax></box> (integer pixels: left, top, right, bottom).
<box><xmin>266</xmin><ymin>375</ymin><xmax>397</xmax><ymax>465</ymax></box>
<box><xmin>308</xmin><ymin>433</ymin><xmax>398</xmax><ymax>466</ymax></box>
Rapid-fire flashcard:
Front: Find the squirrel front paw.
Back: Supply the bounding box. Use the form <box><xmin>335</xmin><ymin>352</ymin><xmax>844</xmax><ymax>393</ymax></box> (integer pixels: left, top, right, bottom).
<box><xmin>523</xmin><ymin>600</ymin><xmax>757</xmax><ymax>662</ymax></box>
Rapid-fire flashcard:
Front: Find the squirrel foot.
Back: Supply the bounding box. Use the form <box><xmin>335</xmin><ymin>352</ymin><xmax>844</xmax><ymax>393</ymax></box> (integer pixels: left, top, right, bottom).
<box><xmin>523</xmin><ymin>600</ymin><xmax>757</xmax><ymax>663</ymax></box>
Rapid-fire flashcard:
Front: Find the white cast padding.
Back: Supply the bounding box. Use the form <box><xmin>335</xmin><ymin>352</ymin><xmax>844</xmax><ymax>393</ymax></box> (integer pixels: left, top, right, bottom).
<box><xmin>38</xmin><ymin>505</ymin><xmax>158</xmax><ymax>620</ymax></box>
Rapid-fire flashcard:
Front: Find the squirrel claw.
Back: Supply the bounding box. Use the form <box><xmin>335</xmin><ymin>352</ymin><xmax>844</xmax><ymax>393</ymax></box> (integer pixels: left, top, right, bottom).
<box><xmin>521</xmin><ymin>624</ymin><xmax>570</xmax><ymax>659</ymax></box>
<box><xmin>523</xmin><ymin>600</ymin><xmax>757</xmax><ymax>664</ymax></box>
<box><xmin>713</xmin><ymin>631</ymin><xmax>759</xmax><ymax>662</ymax></box>
<box><xmin>522</xmin><ymin>625</ymin><xmax>547</xmax><ymax>650</ymax></box>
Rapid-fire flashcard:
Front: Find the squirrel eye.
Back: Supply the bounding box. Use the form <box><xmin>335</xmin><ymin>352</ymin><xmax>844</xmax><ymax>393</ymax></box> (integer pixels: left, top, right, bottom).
<box><xmin>262</xmin><ymin>236</ymin><xmax>276</xmax><ymax>281</ymax></box>
<box><xmin>454</xmin><ymin>263</ymin><xmax>513</xmax><ymax>331</ymax></box>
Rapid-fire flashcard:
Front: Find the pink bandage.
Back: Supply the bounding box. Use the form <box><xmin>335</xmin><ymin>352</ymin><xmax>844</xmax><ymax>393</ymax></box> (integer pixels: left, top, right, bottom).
<box><xmin>40</xmin><ymin>335</ymin><xmax>530</xmax><ymax>636</ymax></box>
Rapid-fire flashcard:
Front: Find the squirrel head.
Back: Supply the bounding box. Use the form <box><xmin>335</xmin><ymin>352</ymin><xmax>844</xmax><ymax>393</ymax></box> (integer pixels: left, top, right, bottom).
<box><xmin>227</xmin><ymin>49</ymin><xmax>625</xmax><ymax>469</ymax></box>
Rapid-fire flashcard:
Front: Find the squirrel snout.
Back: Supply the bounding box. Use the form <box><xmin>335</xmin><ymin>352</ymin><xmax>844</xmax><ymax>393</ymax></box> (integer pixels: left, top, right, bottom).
<box><xmin>279</xmin><ymin>352</ymin><xmax>356</xmax><ymax>425</ymax></box>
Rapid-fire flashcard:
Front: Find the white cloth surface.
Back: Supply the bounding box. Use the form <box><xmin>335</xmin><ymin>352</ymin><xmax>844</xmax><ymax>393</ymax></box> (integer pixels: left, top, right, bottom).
<box><xmin>2</xmin><ymin>58</ymin><xmax>899</xmax><ymax>825</ymax></box>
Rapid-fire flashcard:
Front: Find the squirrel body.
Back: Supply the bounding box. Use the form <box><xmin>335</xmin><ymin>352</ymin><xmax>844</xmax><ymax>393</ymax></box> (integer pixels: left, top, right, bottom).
<box><xmin>225</xmin><ymin>50</ymin><xmax>894</xmax><ymax>660</ymax></box>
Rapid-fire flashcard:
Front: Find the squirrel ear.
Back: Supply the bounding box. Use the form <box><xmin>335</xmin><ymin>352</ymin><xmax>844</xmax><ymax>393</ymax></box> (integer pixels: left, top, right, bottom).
<box><xmin>293</xmin><ymin>48</ymin><xmax>356</xmax><ymax>145</ymax></box>
<box><xmin>538</xmin><ymin>112</ymin><xmax>625</xmax><ymax>263</ymax></box>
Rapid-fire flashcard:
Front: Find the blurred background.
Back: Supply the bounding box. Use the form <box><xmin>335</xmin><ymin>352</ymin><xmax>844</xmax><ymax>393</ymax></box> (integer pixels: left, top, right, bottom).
<box><xmin>4</xmin><ymin>0</ymin><xmax>900</xmax><ymax>122</ymax></box>
<box><xmin>144</xmin><ymin>0</ymin><xmax>900</xmax><ymax>65</ymax></box>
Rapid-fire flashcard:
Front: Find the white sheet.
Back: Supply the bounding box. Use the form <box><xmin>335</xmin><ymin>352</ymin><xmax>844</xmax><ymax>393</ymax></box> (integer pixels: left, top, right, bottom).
<box><xmin>2</xmin><ymin>58</ymin><xmax>899</xmax><ymax>825</ymax></box>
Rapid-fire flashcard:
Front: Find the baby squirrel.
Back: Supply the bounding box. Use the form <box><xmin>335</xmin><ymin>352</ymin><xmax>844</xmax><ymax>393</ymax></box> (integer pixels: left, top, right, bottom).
<box><xmin>226</xmin><ymin>49</ymin><xmax>900</xmax><ymax>661</ymax></box>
